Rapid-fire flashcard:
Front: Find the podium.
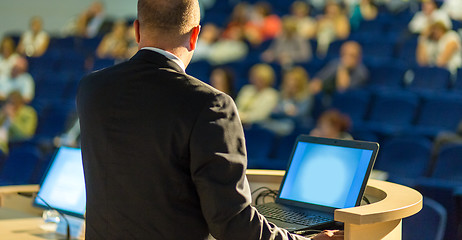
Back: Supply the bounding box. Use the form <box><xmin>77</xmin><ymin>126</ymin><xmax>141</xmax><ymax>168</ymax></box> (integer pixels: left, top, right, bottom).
<box><xmin>246</xmin><ymin>169</ymin><xmax>423</xmax><ymax>240</ymax></box>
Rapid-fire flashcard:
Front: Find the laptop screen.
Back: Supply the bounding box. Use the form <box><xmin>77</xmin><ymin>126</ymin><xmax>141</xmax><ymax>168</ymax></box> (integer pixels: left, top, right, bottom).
<box><xmin>278</xmin><ymin>136</ymin><xmax>377</xmax><ymax>209</ymax></box>
<box><xmin>34</xmin><ymin>147</ymin><xmax>86</xmax><ymax>218</ymax></box>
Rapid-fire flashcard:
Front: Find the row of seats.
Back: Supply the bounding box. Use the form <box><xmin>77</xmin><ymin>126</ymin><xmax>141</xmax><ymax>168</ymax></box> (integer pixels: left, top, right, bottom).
<box><xmin>328</xmin><ymin>89</ymin><xmax>462</xmax><ymax>138</ymax></box>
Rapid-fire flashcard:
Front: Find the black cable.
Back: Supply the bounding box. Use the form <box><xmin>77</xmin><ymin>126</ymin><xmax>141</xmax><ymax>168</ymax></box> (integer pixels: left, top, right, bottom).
<box><xmin>252</xmin><ymin>187</ymin><xmax>279</xmax><ymax>205</ymax></box>
<box><xmin>18</xmin><ymin>192</ymin><xmax>71</xmax><ymax>240</ymax></box>
<box><xmin>363</xmin><ymin>195</ymin><xmax>371</xmax><ymax>205</ymax></box>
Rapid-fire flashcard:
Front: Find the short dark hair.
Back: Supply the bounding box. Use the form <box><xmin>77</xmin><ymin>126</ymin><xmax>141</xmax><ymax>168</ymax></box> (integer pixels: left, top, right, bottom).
<box><xmin>137</xmin><ymin>0</ymin><xmax>199</xmax><ymax>35</ymax></box>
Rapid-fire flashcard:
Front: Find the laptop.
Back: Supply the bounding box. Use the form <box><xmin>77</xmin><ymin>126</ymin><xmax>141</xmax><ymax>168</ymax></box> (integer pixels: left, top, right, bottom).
<box><xmin>255</xmin><ymin>135</ymin><xmax>379</xmax><ymax>233</ymax></box>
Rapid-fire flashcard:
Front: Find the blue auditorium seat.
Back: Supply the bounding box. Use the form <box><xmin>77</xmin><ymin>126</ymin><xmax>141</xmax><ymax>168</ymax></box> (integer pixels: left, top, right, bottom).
<box><xmin>364</xmin><ymin>91</ymin><xmax>419</xmax><ymax>135</ymax></box>
<box><xmin>431</xmin><ymin>144</ymin><xmax>462</xmax><ymax>181</ymax></box>
<box><xmin>244</xmin><ymin>126</ymin><xmax>276</xmax><ymax>169</ymax></box>
<box><xmin>408</xmin><ymin>67</ymin><xmax>451</xmax><ymax>93</ymax></box>
<box><xmin>414</xmin><ymin>178</ymin><xmax>462</xmax><ymax>240</ymax></box>
<box><xmin>0</xmin><ymin>144</ymin><xmax>42</xmax><ymax>185</ymax></box>
<box><xmin>266</xmin><ymin>133</ymin><xmax>299</xmax><ymax>170</ymax></box>
<box><xmin>186</xmin><ymin>60</ymin><xmax>211</xmax><ymax>83</ymax></box>
<box><xmin>407</xmin><ymin>94</ymin><xmax>462</xmax><ymax>137</ymax></box>
<box><xmin>367</xmin><ymin>63</ymin><xmax>406</xmax><ymax>90</ymax></box>
<box><xmin>93</xmin><ymin>58</ymin><xmax>116</xmax><ymax>71</ymax></box>
<box><xmin>34</xmin><ymin>72</ymin><xmax>72</xmax><ymax>102</ymax></box>
<box><xmin>403</xmin><ymin>197</ymin><xmax>447</xmax><ymax>240</ymax></box>
<box><xmin>374</xmin><ymin>137</ymin><xmax>432</xmax><ymax>184</ymax></box>
<box><xmin>34</xmin><ymin>103</ymin><xmax>75</xmax><ymax>139</ymax></box>
<box><xmin>331</xmin><ymin>89</ymin><xmax>371</xmax><ymax>129</ymax></box>
<box><xmin>453</xmin><ymin>68</ymin><xmax>462</xmax><ymax>92</ymax></box>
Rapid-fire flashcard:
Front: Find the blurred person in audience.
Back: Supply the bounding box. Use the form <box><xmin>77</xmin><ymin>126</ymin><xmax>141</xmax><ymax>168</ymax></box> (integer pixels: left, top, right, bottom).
<box><xmin>209</xmin><ymin>67</ymin><xmax>236</xmax><ymax>99</ymax></box>
<box><xmin>0</xmin><ymin>57</ymin><xmax>34</xmax><ymax>103</ymax></box>
<box><xmin>260</xmin><ymin>67</ymin><xmax>314</xmax><ymax>136</ymax></box>
<box><xmin>65</xmin><ymin>1</ymin><xmax>107</xmax><ymax>38</ymax></box>
<box><xmin>261</xmin><ymin>17</ymin><xmax>312</xmax><ymax>68</ymax></box>
<box><xmin>191</xmin><ymin>23</ymin><xmax>220</xmax><ymax>62</ymax></box>
<box><xmin>96</xmin><ymin>20</ymin><xmax>129</xmax><ymax>59</ymax></box>
<box><xmin>236</xmin><ymin>63</ymin><xmax>278</xmax><ymax>125</ymax></box>
<box><xmin>0</xmin><ymin>37</ymin><xmax>20</xmax><ymax>78</ymax></box>
<box><xmin>310</xmin><ymin>41</ymin><xmax>368</xmax><ymax>96</ymax></box>
<box><xmin>17</xmin><ymin>16</ymin><xmax>50</xmax><ymax>57</ymax></box>
<box><xmin>54</xmin><ymin>118</ymin><xmax>80</xmax><ymax>148</ymax></box>
<box><xmin>310</xmin><ymin>109</ymin><xmax>353</xmax><ymax>140</ymax></box>
<box><xmin>0</xmin><ymin>91</ymin><xmax>37</xmax><ymax>153</ymax></box>
<box><xmin>287</xmin><ymin>1</ymin><xmax>317</xmax><ymax>39</ymax></box>
<box><xmin>441</xmin><ymin>0</ymin><xmax>462</xmax><ymax>21</ymax></box>
<box><xmin>430</xmin><ymin>121</ymin><xmax>462</xmax><ymax>171</ymax></box>
<box><xmin>202</xmin><ymin>23</ymin><xmax>249</xmax><ymax>65</ymax></box>
<box><xmin>408</xmin><ymin>0</ymin><xmax>451</xmax><ymax>35</ymax></box>
<box><xmin>349</xmin><ymin>0</ymin><xmax>378</xmax><ymax>30</ymax></box>
<box><xmin>316</xmin><ymin>1</ymin><xmax>350</xmax><ymax>57</ymax></box>
<box><xmin>222</xmin><ymin>2</ymin><xmax>251</xmax><ymax>41</ymax></box>
<box><xmin>245</xmin><ymin>1</ymin><xmax>282</xmax><ymax>46</ymax></box>
<box><xmin>416</xmin><ymin>21</ymin><xmax>462</xmax><ymax>75</ymax></box>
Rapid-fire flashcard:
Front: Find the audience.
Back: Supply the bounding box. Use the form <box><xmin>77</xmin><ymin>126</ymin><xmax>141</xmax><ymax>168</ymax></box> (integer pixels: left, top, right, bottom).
<box><xmin>125</xmin><ymin>25</ymin><xmax>138</xmax><ymax>59</ymax></box>
<box><xmin>310</xmin><ymin>41</ymin><xmax>369</xmax><ymax>96</ymax></box>
<box><xmin>260</xmin><ymin>67</ymin><xmax>313</xmax><ymax>136</ymax></box>
<box><xmin>408</xmin><ymin>0</ymin><xmax>451</xmax><ymax>35</ymax></box>
<box><xmin>0</xmin><ymin>91</ymin><xmax>37</xmax><ymax>154</ymax></box>
<box><xmin>96</xmin><ymin>20</ymin><xmax>128</xmax><ymax>59</ymax></box>
<box><xmin>441</xmin><ymin>0</ymin><xmax>462</xmax><ymax>21</ymax></box>
<box><xmin>0</xmin><ymin>57</ymin><xmax>35</xmax><ymax>103</ymax></box>
<box><xmin>316</xmin><ymin>1</ymin><xmax>351</xmax><ymax>57</ymax></box>
<box><xmin>54</xmin><ymin>118</ymin><xmax>80</xmax><ymax>148</ymax></box>
<box><xmin>416</xmin><ymin>21</ymin><xmax>462</xmax><ymax>75</ymax></box>
<box><xmin>287</xmin><ymin>1</ymin><xmax>317</xmax><ymax>40</ymax></box>
<box><xmin>309</xmin><ymin>109</ymin><xmax>353</xmax><ymax>140</ymax></box>
<box><xmin>261</xmin><ymin>17</ymin><xmax>312</xmax><ymax>68</ymax></box>
<box><xmin>203</xmin><ymin>23</ymin><xmax>249</xmax><ymax>65</ymax></box>
<box><xmin>17</xmin><ymin>16</ymin><xmax>50</xmax><ymax>57</ymax></box>
<box><xmin>65</xmin><ymin>1</ymin><xmax>107</xmax><ymax>38</ymax></box>
<box><xmin>236</xmin><ymin>63</ymin><xmax>278</xmax><ymax>125</ymax></box>
<box><xmin>245</xmin><ymin>1</ymin><xmax>282</xmax><ymax>46</ymax></box>
<box><xmin>209</xmin><ymin>67</ymin><xmax>236</xmax><ymax>99</ymax></box>
<box><xmin>222</xmin><ymin>2</ymin><xmax>251</xmax><ymax>41</ymax></box>
<box><xmin>349</xmin><ymin>0</ymin><xmax>379</xmax><ymax>30</ymax></box>
<box><xmin>0</xmin><ymin>37</ymin><xmax>20</xmax><ymax>78</ymax></box>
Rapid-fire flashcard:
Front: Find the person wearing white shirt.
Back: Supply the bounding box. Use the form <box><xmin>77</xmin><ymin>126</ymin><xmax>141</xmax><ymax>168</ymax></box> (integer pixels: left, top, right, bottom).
<box><xmin>408</xmin><ymin>0</ymin><xmax>452</xmax><ymax>34</ymax></box>
<box><xmin>17</xmin><ymin>16</ymin><xmax>50</xmax><ymax>57</ymax></box>
<box><xmin>0</xmin><ymin>57</ymin><xmax>35</xmax><ymax>103</ymax></box>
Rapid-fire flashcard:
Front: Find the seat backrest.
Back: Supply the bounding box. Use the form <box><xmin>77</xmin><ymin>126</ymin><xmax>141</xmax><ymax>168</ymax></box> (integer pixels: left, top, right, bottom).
<box><xmin>331</xmin><ymin>89</ymin><xmax>371</xmax><ymax>124</ymax></box>
<box><xmin>415</xmin><ymin>95</ymin><xmax>462</xmax><ymax>131</ymax></box>
<box><xmin>409</xmin><ymin>67</ymin><xmax>451</xmax><ymax>92</ymax></box>
<box><xmin>402</xmin><ymin>197</ymin><xmax>447</xmax><ymax>240</ymax></box>
<box><xmin>368</xmin><ymin>91</ymin><xmax>419</xmax><ymax>126</ymax></box>
<box><xmin>375</xmin><ymin>137</ymin><xmax>432</xmax><ymax>178</ymax></box>
<box><xmin>0</xmin><ymin>145</ymin><xmax>42</xmax><ymax>185</ymax></box>
<box><xmin>431</xmin><ymin>143</ymin><xmax>462</xmax><ymax>181</ymax></box>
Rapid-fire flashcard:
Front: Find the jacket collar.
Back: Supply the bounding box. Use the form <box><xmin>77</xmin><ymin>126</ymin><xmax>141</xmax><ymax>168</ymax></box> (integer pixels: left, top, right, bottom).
<box><xmin>130</xmin><ymin>49</ymin><xmax>186</xmax><ymax>74</ymax></box>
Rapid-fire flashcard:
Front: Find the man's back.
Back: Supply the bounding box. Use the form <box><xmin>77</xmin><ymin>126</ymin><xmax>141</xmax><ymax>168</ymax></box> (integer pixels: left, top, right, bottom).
<box><xmin>78</xmin><ymin>50</ymin><xmax>248</xmax><ymax>239</ymax></box>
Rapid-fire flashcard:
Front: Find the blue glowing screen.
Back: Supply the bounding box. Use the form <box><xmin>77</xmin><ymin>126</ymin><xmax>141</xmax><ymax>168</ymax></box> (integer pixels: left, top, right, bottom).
<box><xmin>279</xmin><ymin>142</ymin><xmax>373</xmax><ymax>209</ymax></box>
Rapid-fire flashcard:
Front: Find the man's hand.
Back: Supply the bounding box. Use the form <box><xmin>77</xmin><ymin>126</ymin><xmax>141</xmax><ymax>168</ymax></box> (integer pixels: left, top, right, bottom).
<box><xmin>312</xmin><ymin>230</ymin><xmax>344</xmax><ymax>240</ymax></box>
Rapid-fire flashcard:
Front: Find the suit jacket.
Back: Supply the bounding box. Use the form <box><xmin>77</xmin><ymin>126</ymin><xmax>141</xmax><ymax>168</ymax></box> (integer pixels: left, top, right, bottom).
<box><xmin>77</xmin><ymin>49</ymin><xmax>308</xmax><ymax>240</ymax></box>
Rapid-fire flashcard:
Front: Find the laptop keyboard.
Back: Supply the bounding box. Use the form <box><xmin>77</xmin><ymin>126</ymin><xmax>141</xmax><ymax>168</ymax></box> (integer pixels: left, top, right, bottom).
<box><xmin>256</xmin><ymin>204</ymin><xmax>332</xmax><ymax>226</ymax></box>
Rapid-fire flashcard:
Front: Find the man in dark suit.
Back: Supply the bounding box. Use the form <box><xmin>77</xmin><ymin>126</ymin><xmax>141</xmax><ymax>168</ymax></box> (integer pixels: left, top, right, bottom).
<box><xmin>77</xmin><ymin>0</ymin><xmax>343</xmax><ymax>239</ymax></box>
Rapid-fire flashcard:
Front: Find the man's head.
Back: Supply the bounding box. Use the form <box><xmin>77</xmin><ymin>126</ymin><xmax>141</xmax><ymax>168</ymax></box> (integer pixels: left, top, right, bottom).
<box><xmin>340</xmin><ymin>41</ymin><xmax>362</xmax><ymax>69</ymax></box>
<box><xmin>30</xmin><ymin>16</ymin><xmax>43</xmax><ymax>34</ymax></box>
<box><xmin>135</xmin><ymin>0</ymin><xmax>201</xmax><ymax>66</ymax></box>
<box><xmin>422</xmin><ymin>0</ymin><xmax>437</xmax><ymax>16</ymax></box>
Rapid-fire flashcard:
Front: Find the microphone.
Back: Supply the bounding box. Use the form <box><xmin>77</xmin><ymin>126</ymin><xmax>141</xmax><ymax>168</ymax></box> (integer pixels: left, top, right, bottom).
<box><xmin>18</xmin><ymin>192</ymin><xmax>71</xmax><ymax>240</ymax></box>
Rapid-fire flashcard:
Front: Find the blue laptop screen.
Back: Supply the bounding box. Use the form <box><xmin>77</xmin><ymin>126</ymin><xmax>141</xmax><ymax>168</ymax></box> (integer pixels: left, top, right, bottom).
<box><xmin>34</xmin><ymin>147</ymin><xmax>86</xmax><ymax>218</ymax></box>
<box><xmin>279</xmin><ymin>141</ymin><xmax>373</xmax><ymax>209</ymax></box>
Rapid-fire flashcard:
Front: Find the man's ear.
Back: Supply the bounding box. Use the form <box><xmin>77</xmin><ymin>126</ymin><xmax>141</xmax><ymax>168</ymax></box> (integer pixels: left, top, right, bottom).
<box><xmin>189</xmin><ymin>25</ymin><xmax>201</xmax><ymax>51</ymax></box>
<box><xmin>134</xmin><ymin>20</ymin><xmax>141</xmax><ymax>46</ymax></box>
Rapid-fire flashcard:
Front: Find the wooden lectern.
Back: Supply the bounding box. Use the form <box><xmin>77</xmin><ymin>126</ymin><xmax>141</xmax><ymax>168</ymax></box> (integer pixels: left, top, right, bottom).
<box><xmin>246</xmin><ymin>169</ymin><xmax>423</xmax><ymax>240</ymax></box>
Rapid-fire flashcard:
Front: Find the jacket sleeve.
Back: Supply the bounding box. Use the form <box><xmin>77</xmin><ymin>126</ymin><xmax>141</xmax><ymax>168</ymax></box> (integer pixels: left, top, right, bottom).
<box><xmin>189</xmin><ymin>92</ymin><xmax>309</xmax><ymax>240</ymax></box>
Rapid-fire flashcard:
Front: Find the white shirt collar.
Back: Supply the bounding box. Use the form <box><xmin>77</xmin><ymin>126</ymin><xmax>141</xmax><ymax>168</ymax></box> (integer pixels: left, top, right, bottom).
<box><xmin>141</xmin><ymin>47</ymin><xmax>186</xmax><ymax>72</ymax></box>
